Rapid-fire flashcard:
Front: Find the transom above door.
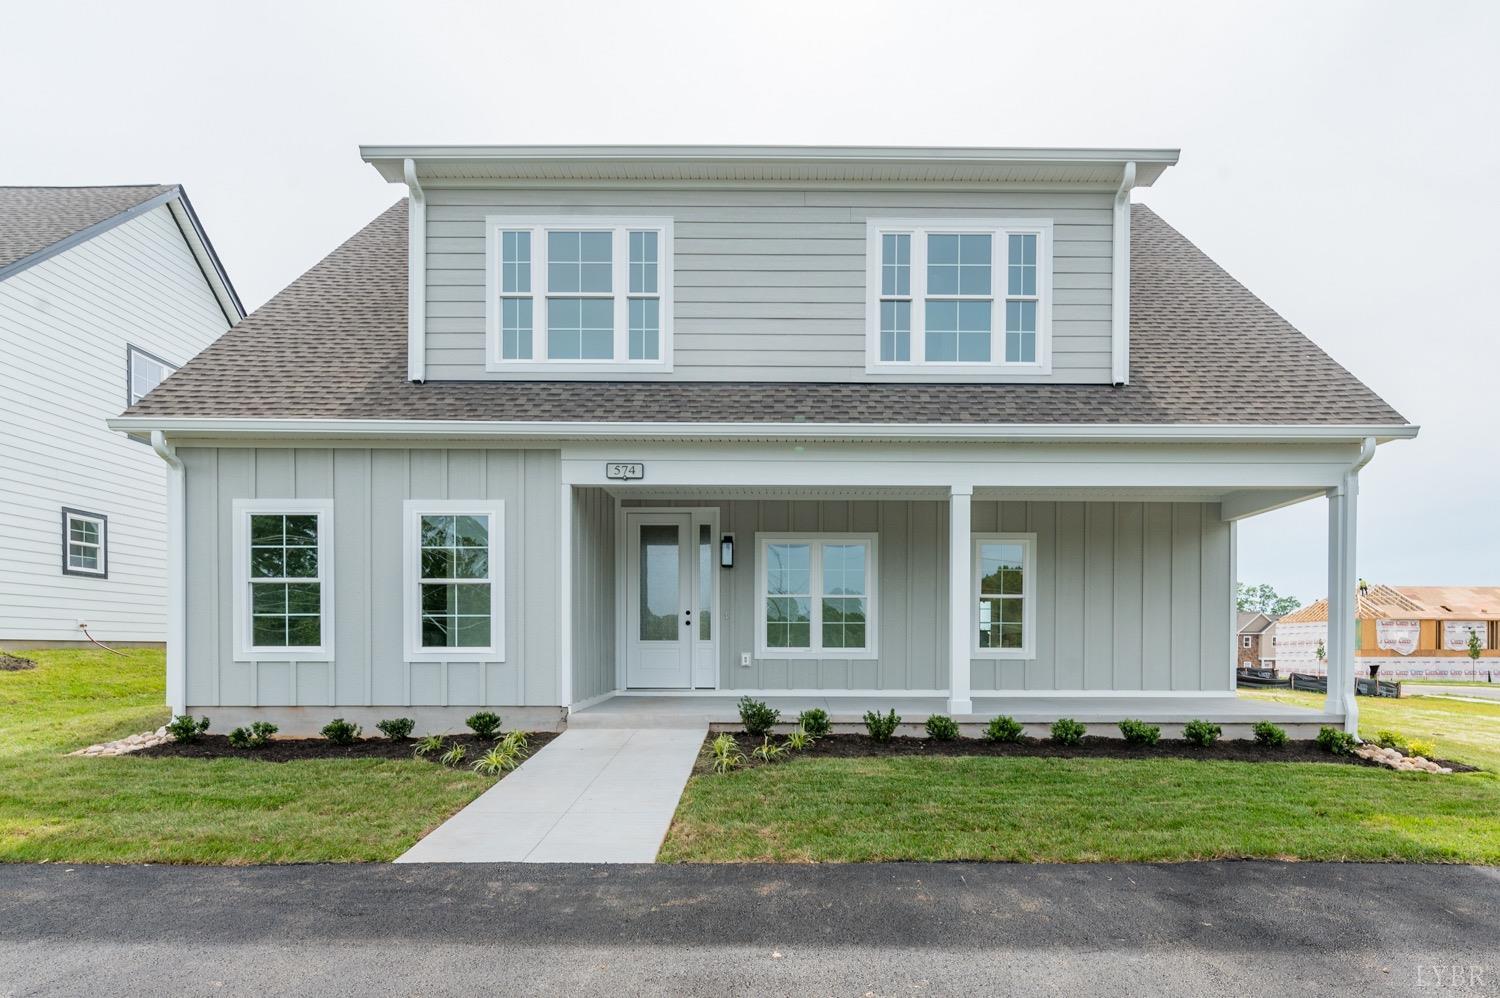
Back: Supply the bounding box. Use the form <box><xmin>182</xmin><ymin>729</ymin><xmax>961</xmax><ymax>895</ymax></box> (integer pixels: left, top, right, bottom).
<box><xmin>621</xmin><ymin>509</ymin><xmax>718</xmax><ymax>690</ymax></box>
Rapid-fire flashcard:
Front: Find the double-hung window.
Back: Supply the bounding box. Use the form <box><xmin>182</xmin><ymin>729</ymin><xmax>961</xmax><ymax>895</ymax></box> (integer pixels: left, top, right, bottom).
<box><xmin>126</xmin><ymin>345</ymin><xmax>177</xmax><ymax>405</ymax></box>
<box><xmin>972</xmin><ymin>534</ymin><xmax>1036</xmax><ymax>659</ymax></box>
<box><xmin>60</xmin><ymin>508</ymin><xmax>107</xmax><ymax>578</ymax></box>
<box><xmin>755</xmin><ymin>534</ymin><xmax>877</xmax><ymax>659</ymax></box>
<box><xmin>402</xmin><ymin>500</ymin><xmax>504</xmax><ymax>662</ymax></box>
<box><xmin>233</xmin><ymin>499</ymin><xmax>334</xmax><ymax>661</ymax></box>
<box><xmin>866</xmin><ymin>219</ymin><xmax>1051</xmax><ymax>372</ymax></box>
<box><xmin>485</xmin><ymin>217</ymin><xmax>673</xmax><ymax>372</ymax></box>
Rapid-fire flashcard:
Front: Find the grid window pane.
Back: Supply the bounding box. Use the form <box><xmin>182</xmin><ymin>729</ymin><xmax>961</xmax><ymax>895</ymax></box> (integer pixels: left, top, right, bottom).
<box><xmin>977</xmin><ymin>542</ymin><xmax>1026</xmax><ymax>650</ymax></box>
<box><xmin>765</xmin><ymin>543</ymin><xmax>811</xmax><ymax>595</ymax></box>
<box><xmin>766</xmin><ymin>596</ymin><xmax>811</xmax><ymax>649</ymax></box>
<box><xmin>418</xmin><ymin>513</ymin><xmax>493</xmax><ymax>649</ymax></box>
<box><xmin>502</xmin><ymin>298</ymin><xmax>533</xmax><ymax>359</ymax></box>
<box><xmin>547</xmin><ymin>230</ymin><xmax>612</xmax><ymax>293</ymax></box>
<box><xmin>881</xmin><ymin>233</ymin><xmax>910</xmax><ymax>296</ymax></box>
<box><xmin>927</xmin><ymin>233</ymin><xmax>991</xmax><ymax>296</ymax></box>
<box><xmin>129</xmin><ymin>351</ymin><xmax>174</xmax><ymax>404</ymax></box>
<box><xmin>1007</xmin><ymin>233</ymin><xmax>1036</xmax><ymax>296</ymax></box>
<box><xmin>926</xmin><ymin>300</ymin><xmax>990</xmax><ymax>362</ymax></box>
<box><xmin>246</xmin><ymin>513</ymin><xmax>322</xmax><ymax>648</ymax></box>
<box><xmin>69</xmin><ymin>520</ymin><xmax>98</xmax><ymax>544</ymax></box>
<box><xmin>629</xmin><ymin>297</ymin><xmax>659</xmax><ymax>360</ymax></box>
<box><xmin>1005</xmin><ymin>299</ymin><xmax>1037</xmax><ymax>364</ymax></box>
<box><xmin>547</xmin><ymin>297</ymin><xmax>613</xmax><ymax>359</ymax></box>
<box><xmin>629</xmin><ymin>230</ymin><xmax>658</xmax><ymax>294</ymax></box>
<box><xmin>501</xmin><ymin>230</ymin><xmax>531</xmax><ymax>293</ymax></box>
<box><xmin>880</xmin><ymin>300</ymin><xmax>910</xmax><ymax>362</ymax></box>
<box><xmin>68</xmin><ymin>544</ymin><xmax>98</xmax><ymax>570</ymax></box>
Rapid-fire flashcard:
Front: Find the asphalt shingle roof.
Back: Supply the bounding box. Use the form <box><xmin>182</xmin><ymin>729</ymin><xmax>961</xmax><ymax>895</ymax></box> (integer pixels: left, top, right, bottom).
<box><xmin>0</xmin><ymin>185</ymin><xmax>175</xmax><ymax>273</ymax></box>
<box><xmin>124</xmin><ymin>201</ymin><xmax>1406</xmax><ymax>426</ymax></box>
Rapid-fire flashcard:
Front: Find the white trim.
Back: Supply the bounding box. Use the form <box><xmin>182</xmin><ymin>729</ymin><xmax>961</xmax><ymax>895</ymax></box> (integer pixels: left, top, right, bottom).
<box><xmin>968</xmin><ymin>689</ymin><xmax>1241</xmax><ymax>699</ymax></box>
<box><xmin>753</xmin><ymin>532</ymin><xmax>879</xmax><ymax>660</ymax></box>
<box><xmin>559</xmin><ymin>483</ymin><xmax>573</xmax><ymax>708</ymax></box>
<box><xmin>126</xmin><ymin>344</ymin><xmax>178</xmax><ymax>406</ymax></box>
<box><xmin>615</xmin><ymin>507</ymin><xmax>722</xmax><ymax>691</ymax></box>
<box><xmin>404</xmin><ymin>159</ymin><xmax>426</xmax><ymax>382</ymax></box>
<box><xmin>865</xmin><ymin>218</ymin><xmax>1053</xmax><ymax>375</ymax></box>
<box><xmin>610</xmin><ymin>687</ymin><xmax>949</xmax><ymax>699</ymax></box>
<box><xmin>947</xmin><ymin>486</ymin><xmax>973</xmax><ymax>714</ymax></box>
<box><xmin>61</xmin><ymin>509</ymin><xmax>108</xmax><ymax>577</ymax></box>
<box><xmin>971</xmin><ymin>532</ymin><xmax>1039</xmax><ymax>660</ymax></box>
<box><xmin>483</xmin><ymin>215</ymin><xmax>673</xmax><ymax>373</ymax></box>
<box><xmin>596</xmin><ymin>687</ymin><xmax>1236</xmax><ymax>699</ymax></box>
<box><xmin>400</xmin><ymin>500</ymin><xmax>506</xmax><ymax>663</ymax></box>
<box><xmin>231</xmin><ymin>498</ymin><xmax>335</xmax><ymax>663</ymax></box>
<box><xmin>1110</xmin><ymin>161</ymin><xmax>1136</xmax><ymax>386</ymax></box>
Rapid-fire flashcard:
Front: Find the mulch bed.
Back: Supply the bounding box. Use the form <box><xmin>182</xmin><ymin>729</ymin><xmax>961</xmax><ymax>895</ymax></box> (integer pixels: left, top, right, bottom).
<box><xmin>708</xmin><ymin>733</ymin><xmax>1478</xmax><ymax>772</ymax></box>
<box><xmin>0</xmin><ymin>653</ymin><xmax>37</xmax><ymax>671</ymax></box>
<box><xmin>137</xmin><ymin>731</ymin><xmax>558</xmax><ymax>763</ymax></box>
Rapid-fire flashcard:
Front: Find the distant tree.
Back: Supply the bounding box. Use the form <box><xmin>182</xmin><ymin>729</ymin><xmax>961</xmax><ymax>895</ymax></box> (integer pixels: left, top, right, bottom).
<box><xmin>1315</xmin><ymin>639</ymin><xmax>1326</xmax><ymax>666</ymax></box>
<box><xmin>1467</xmin><ymin>630</ymin><xmax>1483</xmax><ymax>681</ymax></box>
<box><xmin>1236</xmin><ymin>582</ymin><xmax>1302</xmax><ymax>618</ymax></box>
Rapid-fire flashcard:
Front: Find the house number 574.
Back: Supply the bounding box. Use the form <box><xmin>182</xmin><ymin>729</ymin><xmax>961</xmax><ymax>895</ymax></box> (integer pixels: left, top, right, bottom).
<box><xmin>605</xmin><ymin>462</ymin><xmax>645</xmax><ymax>480</ymax></box>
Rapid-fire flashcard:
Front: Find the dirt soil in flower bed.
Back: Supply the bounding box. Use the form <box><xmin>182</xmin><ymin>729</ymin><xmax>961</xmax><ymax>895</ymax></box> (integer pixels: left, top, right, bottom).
<box><xmin>138</xmin><ymin>731</ymin><xmax>559</xmax><ymax>763</ymax></box>
<box><xmin>0</xmin><ymin>653</ymin><xmax>37</xmax><ymax>671</ymax></box>
<box><xmin>711</xmin><ymin>733</ymin><xmax>1478</xmax><ymax>772</ymax></box>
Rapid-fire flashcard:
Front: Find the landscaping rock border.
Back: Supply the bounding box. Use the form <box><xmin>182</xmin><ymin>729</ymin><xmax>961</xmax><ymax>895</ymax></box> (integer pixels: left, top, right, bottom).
<box><xmin>1355</xmin><ymin>743</ymin><xmax>1454</xmax><ymax>774</ymax></box>
<box><xmin>70</xmin><ymin>727</ymin><xmax>172</xmax><ymax>757</ymax></box>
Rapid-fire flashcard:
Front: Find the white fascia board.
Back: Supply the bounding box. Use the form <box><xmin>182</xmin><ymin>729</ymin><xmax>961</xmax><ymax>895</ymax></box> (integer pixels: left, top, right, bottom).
<box><xmin>107</xmin><ymin>416</ymin><xmax>1420</xmax><ymax>445</ymax></box>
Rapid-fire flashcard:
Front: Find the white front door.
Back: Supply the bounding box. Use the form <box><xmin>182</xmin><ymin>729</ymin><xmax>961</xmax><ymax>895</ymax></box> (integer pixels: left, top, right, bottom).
<box><xmin>626</xmin><ymin>512</ymin><xmax>694</xmax><ymax>688</ymax></box>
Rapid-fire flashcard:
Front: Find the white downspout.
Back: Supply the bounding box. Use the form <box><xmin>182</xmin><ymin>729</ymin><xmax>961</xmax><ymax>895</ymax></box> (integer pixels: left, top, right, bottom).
<box><xmin>1334</xmin><ymin>436</ymin><xmax>1378</xmax><ymax>735</ymax></box>
<box><xmin>151</xmin><ymin>431</ymin><xmax>187</xmax><ymax>717</ymax></box>
<box><xmin>404</xmin><ymin>158</ymin><xmax>427</xmax><ymax>383</ymax></box>
<box><xmin>1110</xmin><ymin>161</ymin><xmax>1137</xmax><ymax>386</ymax></box>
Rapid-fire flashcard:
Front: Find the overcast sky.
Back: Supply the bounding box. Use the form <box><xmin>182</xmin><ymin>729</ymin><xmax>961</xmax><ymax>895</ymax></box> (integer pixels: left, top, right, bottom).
<box><xmin>9</xmin><ymin>0</ymin><xmax>1496</xmax><ymax>605</ymax></box>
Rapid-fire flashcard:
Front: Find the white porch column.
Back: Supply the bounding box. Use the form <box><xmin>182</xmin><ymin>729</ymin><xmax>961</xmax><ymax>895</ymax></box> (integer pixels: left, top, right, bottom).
<box><xmin>558</xmin><ymin>482</ymin><xmax>573</xmax><ymax>712</ymax></box>
<box><xmin>948</xmin><ymin>485</ymin><xmax>973</xmax><ymax>715</ymax></box>
<box><xmin>1325</xmin><ymin>479</ymin><xmax>1360</xmax><ymax>734</ymax></box>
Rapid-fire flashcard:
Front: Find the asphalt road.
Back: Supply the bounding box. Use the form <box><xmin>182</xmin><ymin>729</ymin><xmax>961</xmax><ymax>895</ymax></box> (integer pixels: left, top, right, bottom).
<box><xmin>2</xmin><ymin>862</ymin><xmax>1497</xmax><ymax>996</ymax></box>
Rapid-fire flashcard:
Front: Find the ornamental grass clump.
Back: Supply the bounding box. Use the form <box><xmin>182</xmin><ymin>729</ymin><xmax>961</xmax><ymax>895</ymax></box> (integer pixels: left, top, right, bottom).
<box><xmin>710</xmin><ymin>733</ymin><xmax>745</xmax><ymax>775</ymax></box>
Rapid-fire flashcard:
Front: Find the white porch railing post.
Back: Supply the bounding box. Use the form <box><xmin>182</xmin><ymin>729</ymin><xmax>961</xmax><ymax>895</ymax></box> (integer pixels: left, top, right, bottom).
<box><xmin>1325</xmin><ymin>483</ymin><xmax>1360</xmax><ymax>734</ymax></box>
<box><xmin>948</xmin><ymin>485</ymin><xmax>973</xmax><ymax>715</ymax></box>
<box><xmin>1340</xmin><ymin>469</ymin><xmax>1362</xmax><ymax>735</ymax></box>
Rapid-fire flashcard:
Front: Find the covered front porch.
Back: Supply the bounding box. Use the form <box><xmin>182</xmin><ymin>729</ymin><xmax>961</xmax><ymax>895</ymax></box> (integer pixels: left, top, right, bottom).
<box><xmin>559</xmin><ymin>434</ymin><xmax>1379</xmax><ymax>733</ymax></box>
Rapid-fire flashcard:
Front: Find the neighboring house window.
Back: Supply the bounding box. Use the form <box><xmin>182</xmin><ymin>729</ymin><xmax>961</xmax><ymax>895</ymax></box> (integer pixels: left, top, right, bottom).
<box><xmin>60</xmin><ymin>508</ymin><xmax>107</xmax><ymax>578</ymax></box>
<box><xmin>1242</xmin><ymin>635</ymin><xmax>1254</xmax><ymax>648</ymax></box>
<box><xmin>401</xmin><ymin>501</ymin><xmax>505</xmax><ymax>662</ymax></box>
<box><xmin>755</xmin><ymin>534</ymin><xmax>877</xmax><ymax>659</ymax></box>
<box><xmin>972</xmin><ymin>534</ymin><xmax>1037</xmax><ymax>658</ymax></box>
<box><xmin>232</xmin><ymin>500</ymin><xmax>333</xmax><ymax>661</ymax></box>
<box><xmin>866</xmin><ymin>219</ymin><xmax>1051</xmax><ymax>372</ymax></box>
<box><xmin>485</xmin><ymin>217</ymin><xmax>673</xmax><ymax>372</ymax></box>
<box><xmin>126</xmin><ymin>345</ymin><xmax>177</xmax><ymax>405</ymax></box>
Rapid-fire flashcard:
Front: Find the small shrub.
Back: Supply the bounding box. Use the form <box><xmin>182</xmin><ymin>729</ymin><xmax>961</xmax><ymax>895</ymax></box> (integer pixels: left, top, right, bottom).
<box><xmin>465</xmin><ymin>711</ymin><xmax>503</xmax><ymax>739</ymax></box>
<box><xmin>863</xmin><ymin>708</ymin><xmax>900</xmax><ymax>743</ymax></box>
<box><xmin>377</xmin><ymin>717</ymin><xmax>415</xmax><ymax>741</ymax></box>
<box><xmin>925</xmin><ymin>714</ymin><xmax>959</xmax><ymax>741</ymax></box>
<box><xmin>1316</xmin><ymin>725</ymin><xmax>1357</xmax><ymax>756</ymax></box>
<box><xmin>1119</xmin><ymin>718</ymin><xmax>1161</xmax><ymax>746</ymax></box>
<box><xmin>1182</xmin><ymin>719</ymin><xmax>1222</xmax><ymax>747</ymax></box>
<box><xmin>413</xmin><ymin>734</ymin><xmax>445</xmax><ymax>759</ymax></box>
<box><xmin>321</xmin><ymin>718</ymin><xmax>360</xmax><ymax>745</ymax></box>
<box><xmin>227</xmin><ymin>721</ymin><xmax>277</xmax><ymax>749</ymax></box>
<box><xmin>1406</xmin><ymin>738</ymin><xmax>1437</xmax><ymax>759</ymax></box>
<box><xmin>165</xmin><ymin>715</ymin><xmax>210</xmax><ymax>743</ymax></box>
<box><xmin>798</xmin><ymin>708</ymin><xmax>832</xmax><ymax>738</ymax></box>
<box><xmin>710</xmin><ymin>733</ymin><xmax>744</xmax><ymax>775</ymax></box>
<box><xmin>985</xmin><ymin>715</ymin><xmax>1024</xmax><ymax>743</ymax></box>
<box><xmin>751</xmin><ymin>737</ymin><xmax>785</xmax><ymax>763</ymax></box>
<box><xmin>1253</xmin><ymin>720</ymin><xmax>1288</xmax><ymax>747</ymax></box>
<box><xmin>440</xmin><ymin>743</ymin><xmax>469</xmax><ymax>768</ymax></box>
<box><xmin>472</xmin><ymin>746</ymin><xmax>519</xmax><ymax>776</ymax></box>
<box><xmin>783</xmin><ymin>727</ymin><xmax>813</xmax><ymax>751</ymax></box>
<box><xmin>1051</xmin><ymin>718</ymin><xmax>1087</xmax><ymax>746</ymax></box>
<box><xmin>738</xmin><ymin>697</ymin><xmax>781</xmax><ymax>737</ymax></box>
<box><xmin>1375</xmin><ymin>730</ymin><xmax>1409</xmax><ymax>752</ymax></box>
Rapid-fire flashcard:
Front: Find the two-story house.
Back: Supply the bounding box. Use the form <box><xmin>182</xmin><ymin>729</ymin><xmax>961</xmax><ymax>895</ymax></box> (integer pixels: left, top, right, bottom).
<box><xmin>1</xmin><ymin>185</ymin><xmax>241</xmax><ymax>647</ymax></box>
<box><xmin>110</xmin><ymin>146</ymin><xmax>1414</xmax><ymax>736</ymax></box>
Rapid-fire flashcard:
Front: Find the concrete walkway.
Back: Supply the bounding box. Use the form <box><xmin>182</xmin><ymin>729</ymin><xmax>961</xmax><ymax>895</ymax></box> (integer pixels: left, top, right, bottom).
<box><xmin>395</xmin><ymin>728</ymin><xmax>705</xmax><ymax>864</ymax></box>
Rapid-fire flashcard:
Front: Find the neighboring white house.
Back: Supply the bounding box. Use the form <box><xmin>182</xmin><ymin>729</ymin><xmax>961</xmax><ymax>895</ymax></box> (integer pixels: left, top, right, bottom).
<box><xmin>0</xmin><ymin>185</ymin><xmax>242</xmax><ymax>646</ymax></box>
<box><xmin>109</xmin><ymin>145</ymin><xmax>1415</xmax><ymax>736</ymax></box>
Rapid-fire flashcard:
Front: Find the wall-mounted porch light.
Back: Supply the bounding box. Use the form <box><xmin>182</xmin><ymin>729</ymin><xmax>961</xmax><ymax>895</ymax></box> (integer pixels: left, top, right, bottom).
<box><xmin>720</xmin><ymin>533</ymin><xmax>735</xmax><ymax>568</ymax></box>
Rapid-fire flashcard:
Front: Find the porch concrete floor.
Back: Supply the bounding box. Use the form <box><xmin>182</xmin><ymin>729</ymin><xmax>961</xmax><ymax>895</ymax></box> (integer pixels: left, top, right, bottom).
<box><xmin>569</xmin><ymin>693</ymin><xmax>1339</xmax><ymax>729</ymax></box>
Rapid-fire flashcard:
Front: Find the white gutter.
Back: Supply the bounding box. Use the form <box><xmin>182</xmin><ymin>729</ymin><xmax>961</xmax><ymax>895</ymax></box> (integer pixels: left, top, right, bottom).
<box><xmin>404</xmin><ymin>158</ymin><xmax>426</xmax><ymax>383</ymax></box>
<box><xmin>1111</xmin><ymin>161</ymin><xmax>1137</xmax><ymax>386</ymax></box>
<box><xmin>150</xmin><ymin>431</ymin><xmax>187</xmax><ymax>717</ymax></box>
<box><xmin>108</xmin><ymin>416</ymin><xmax>1420</xmax><ymax>445</ymax></box>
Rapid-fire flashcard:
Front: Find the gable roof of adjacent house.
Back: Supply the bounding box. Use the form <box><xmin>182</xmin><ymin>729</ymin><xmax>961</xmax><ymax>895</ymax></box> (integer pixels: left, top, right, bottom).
<box><xmin>0</xmin><ymin>184</ymin><xmax>244</xmax><ymax>319</ymax></box>
<box><xmin>1282</xmin><ymin>586</ymin><xmax>1500</xmax><ymax>623</ymax></box>
<box><xmin>117</xmin><ymin>199</ymin><xmax>1408</xmax><ymax>432</ymax></box>
<box><xmin>1237</xmin><ymin>612</ymin><xmax>1276</xmax><ymax>635</ymax></box>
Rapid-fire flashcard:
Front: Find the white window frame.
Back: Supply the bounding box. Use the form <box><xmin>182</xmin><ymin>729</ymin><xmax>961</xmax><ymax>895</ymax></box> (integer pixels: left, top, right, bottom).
<box><xmin>60</xmin><ymin>507</ymin><xmax>107</xmax><ymax>578</ymax></box>
<box><xmin>126</xmin><ymin>344</ymin><xmax>178</xmax><ymax>406</ymax></box>
<box><xmin>232</xmin><ymin>498</ymin><xmax>335</xmax><ymax>663</ymax></box>
<box><xmin>401</xmin><ymin>499</ymin><xmax>506</xmax><ymax>663</ymax></box>
<box><xmin>753</xmin><ymin>533</ymin><xmax>878</xmax><ymax>660</ymax></box>
<box><xmin>1242</xmin><ymin>635</ymin><xmax>1254</xmax><ymax>648</ymax></box>
<box><xmin>484</xmin><ymin>215</ymin><xmax>674</xmax><ymax>374</ymax></box>
<box><xmin>971</xmin><ymin>533</ymin><xmax>1037</xmax><ymax>660</ymax></box>
<box><xmin>865</xmin><ymin>218</ymin><xmax>1053</xmax><ymax>375</ymax></box>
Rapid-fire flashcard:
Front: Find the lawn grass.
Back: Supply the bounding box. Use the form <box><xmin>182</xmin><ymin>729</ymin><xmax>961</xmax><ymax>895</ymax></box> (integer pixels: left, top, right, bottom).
<box><xmin>0</xmin><ymin>649</ymin><xmax>496</xmax><ymax>863</ymax></box>
<box><xmin>661</xmin><ymin>694</ymin><xmax>1500</xmax><ymax>864</ymax></box>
